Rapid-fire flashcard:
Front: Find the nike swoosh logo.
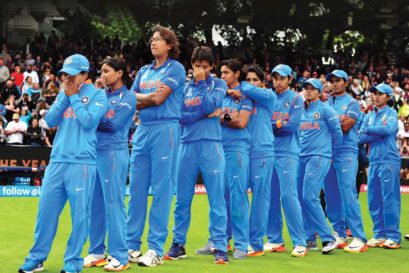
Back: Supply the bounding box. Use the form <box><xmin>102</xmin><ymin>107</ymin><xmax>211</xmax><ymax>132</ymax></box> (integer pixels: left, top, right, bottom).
<box><xmin>283</xmin><ymin>170</ymin><xmax>289</xmax><ymax>174</ymax></box>
<box><xmin>213</xmin><ymin>170</ymin><xmax>220</xmax><ymax>174</ymax></box>
<box><xmin>95</xmin><ymin>102</ymin><xmax>104</xmax><ymax>106</ymax></box>
<box><xmin>233</xmin><ymin>175</ymin><xmax>239</xmax><ymax>179</ymax></box>
<box><xmin>348</xmin><ymin>246</ymin><xmax>360</xmax><ymax>249</ymax></box>
<box><xmin>76</xmin><ymin>187</ymin><xmax>84</xmax><ymax>191</ymax></box>
<box><xmin>342</xmin><ymin>169</ymin><xmax>348</xmax><ymax>172</ymax></box>
<box><xmin>294</xmin><ymin>105</ymin><xmax>302</xmax><ymax>108</ymax></box>
<box><xmin>105</xmin><ymin>179</ymin><xmax>109</xmax><ymax>183</ymax></box>
<box><xmin>255</xmin><ymin>175</ymin><xmax>262</xmax><ymax>179</ymax></box>
<box><xmin>162</xmin><ymin>156</ymin><xmax>169</xmax><ymax>160</ymax></box>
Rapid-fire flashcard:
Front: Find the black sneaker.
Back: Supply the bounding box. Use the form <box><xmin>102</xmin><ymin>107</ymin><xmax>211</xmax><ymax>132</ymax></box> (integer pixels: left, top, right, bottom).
<box><xmin>405</xmin><ymin>234</ymin><xmax>409</xmax><ymax>241</ymax></box>
<box><xmin>164</xmin><ymin>242</ymin><xmax>187</xmax><ymax>260</ymax></box>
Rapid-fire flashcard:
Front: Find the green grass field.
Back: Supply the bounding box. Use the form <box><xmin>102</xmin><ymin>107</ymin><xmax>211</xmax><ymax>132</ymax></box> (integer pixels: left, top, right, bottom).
<box><xmin>1</xmin><ymin>193</ymin><xmax>409</xmax><ymax>273</ymax></box>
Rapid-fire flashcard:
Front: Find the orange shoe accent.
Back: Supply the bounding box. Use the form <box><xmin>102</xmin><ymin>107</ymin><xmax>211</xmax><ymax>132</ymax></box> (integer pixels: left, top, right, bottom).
<box><xmin>247</xmin><ymin>251</ymin><xmax>265</xmax><ymax>257</ymax></box>
<box><xmin>163</xmin><ymin>255</ymin><xmax>172</xmax><ymax>261</ymax></box>
<box><xmin>270</xmin><ymin>245</ymin><xmax>286</xmax><ymax>252</ymax></box>
<box><xmin>227</xmin><ymin>245</ymin><xmax>231</xmax><ymax>252</ymax></box>
<box><xmin>85</xmin><ymin>259</ymin><xmax>108</xmax><ymax>268</ymax></box>
<box><xmin>382</xmin><ymin>243</ymin><xmax>401</xmax><ymax>249</ymax></box>
<box><xmin>337</xmin><ymin>242</ymin><xmax>348</xmax><ymax>249</ymax></box>
<box><xmin>346</xmin><ymin>229</ymin><xmax>352</xmax><ymax>238</ymax></box>
<box><xmin>214</xmin><ymin>259</ymin><xmax>227</xmax><ymax>265</ymax></box>
<box><xmin>360</xmin><ymin>245</ymin><xmax>369</xmax><ymax>252</ymax></box>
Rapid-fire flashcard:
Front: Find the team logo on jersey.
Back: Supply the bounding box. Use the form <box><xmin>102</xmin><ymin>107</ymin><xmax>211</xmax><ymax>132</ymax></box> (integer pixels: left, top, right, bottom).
<box><xmin>284</xmin><ymin>102</ymin><xmax>290</xmax><ymax>108</ymax></box>
<box><xmin>382</xmin><ymin>114</ymin><xmax>387</xmax><ymax>125</ymax></box>
<box><xmin>81</xmin><ymin>96</ymin><xmax>89</xmax><ymax>104</ymax></box>
<box><xmin>234</xmin><ymin>99</ymin><xmax>240</xmax><ymax>104</ymax></box>
<box><xmin>111</xmin><ymin>99</ymin><xmax>117</xmax><ymax>105</ymax></box>
<box><xmin>313</xmin><ymin>112</ymin><xmax>320</xmax><ymax>119</ymax></box>
<box><xmin>160</xmin><ymin>68</ymin><xmax>166</xmax><ymax>74</ymax></box>
<box><xmin>342</xmin><ymin>105</ymin><xmax>347</xmax><ymax>111</ymax></box>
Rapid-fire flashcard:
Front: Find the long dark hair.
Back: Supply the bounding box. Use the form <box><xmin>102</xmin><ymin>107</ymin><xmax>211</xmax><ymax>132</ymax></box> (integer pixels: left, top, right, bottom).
<box><xmin>101</xmin><ymin>57</ymin><xmax>132</xmax><ymax>89</ymax></box>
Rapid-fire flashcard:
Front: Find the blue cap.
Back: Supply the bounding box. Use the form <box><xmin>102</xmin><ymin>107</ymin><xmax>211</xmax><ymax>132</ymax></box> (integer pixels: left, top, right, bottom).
<box><xmin>58</xmin><ymin>54</ymin><xmax>90</xmax><ymax>76</ymax></box>
<box><xmin>369</xmin><ymin>83</ymin><xmax>393</xmax><ymax>96</ymax></box>
<box><xmin>302</xmin><ymin>78</ymin><xmax>323</xmax><ymax>92</ymax></box>
<box><xmin>325</xmin><ymin>69</ymin><xmax>348</xmax><ymax>82</ymax></box>
<box><xmin>271</xmin><ymin>64</ymin><xmax>292</xmax><ymax>77</ymax></box>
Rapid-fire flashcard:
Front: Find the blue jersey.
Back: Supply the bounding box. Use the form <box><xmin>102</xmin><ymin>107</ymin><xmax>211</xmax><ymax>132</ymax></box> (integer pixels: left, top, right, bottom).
<box><xmin>221</xmin><ymin>82</ymin><xmax>253</xmax><ymax>153</ymax></box>
<box><xmin>131</xmin><ymin>58</ymin><xmax>185</xmax><ymax>123</ymax></box>
<box><xmin>180</xmin><ymin>76</ymin><xmax>227</xmax><ymax>143</ymax></box>
<box><xmin>240</xmin><ymin>81</ymin><xmax>276</xmax><ymax>159</ymax></box>
<box><xmin>328</xmin><ymin>93</ymin><xmax>360</xmax><ymax>155</ymax></box>
<box><xmin>299</xmin><ymin>100</ymin><xmax>343</xmax><ymax>158</ymax></box>
<box><xmin>96</xmin><ymin>86</ymin><xmax>136</xmax><ymax>151</ymax></box>
<box><xmin>43</xmin><ymin>84</ymin><xmax>107</xmax><ymax>164</ymax></box>
<box><xmin>272</xmin><ymin>89</ymin><xmax>303</xmax><ymax>159</ymax></box>
<box><xmin>359</xmin><ymin>106</ymin><xmax>400</xmax><ymax>164</ymax></box>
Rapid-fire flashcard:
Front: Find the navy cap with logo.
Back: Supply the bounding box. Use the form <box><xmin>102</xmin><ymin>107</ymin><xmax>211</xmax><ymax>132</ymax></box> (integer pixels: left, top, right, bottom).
<box><xmin>58</xmin><ymin>54</ymin><xmax>90</xmax><ymax>76</ymax></box>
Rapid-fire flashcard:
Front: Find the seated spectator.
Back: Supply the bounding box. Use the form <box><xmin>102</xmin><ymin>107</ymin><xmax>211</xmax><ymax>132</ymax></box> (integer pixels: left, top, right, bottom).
<box><xmin>21</xmin><ymin>76</ymin><xmax>33</xmax><ymax>95</ymax></box>
<box><xmin>4</xmin><ymin>113</ymin><xmax>27</xmax><ymax>145</ymax></box>
<box><xmin>19</xmin><ymin>108</ymin><xmax>32</xmax><ymax>126</ymax></box>
<box><xmin>0</xmin><ymin>57</ymin><xmax>10</xmax><ymax>86</ymax></box>
<box><xmin>23</xmin><ymin>64</ymin><xmax>39</xmax><ymax>84</ymax></box>
<box><xmin>35</xmin><ymin>98</ymin><xmax>49</xmax><ymax>115</ymax></box>
<box><xmin>25</xmin><ymin>118</ymin><xmax>43</xmax><ymax>146</ymax></box>
<box><xmin>0</xmin><ymin>79</ymin><xmax>20</xmax><ymax>102</ymax></box>
<box><xmin>0</xmin><ymin>118</ymin><xmax>6</xmax><ymax>144</ymax></box>
<box><xmin>349</xmin><ymin>78</ymin><xmax>363</xmax><ymax>96</ymax></box>
<box><xmin>4</xmin><ymin>95</ymin><xmax>20</xmax><ymax>121</ymax></box>
<box><xmin>11</xmin><ymin>65</ymin><xmax>24</xmax><ymax>87</ymax></box>
<box><xmin>27</xmin><ymin>83</ymin><xmax>42</xmax><ymax>102</ymax></box>
<box><xmin>43</xmin><ymin>81</ymin><xmax>59</xmax><ymax>105</ymax></box>
<box><xmin>18</xmin><ymin>93</ymin><xmax>35</xmax><ymax>112</ymax></box>
<box><xmin>398</xmin><ymin>122</ymin><xmax>409</xmax><ymax>156</ymax></box>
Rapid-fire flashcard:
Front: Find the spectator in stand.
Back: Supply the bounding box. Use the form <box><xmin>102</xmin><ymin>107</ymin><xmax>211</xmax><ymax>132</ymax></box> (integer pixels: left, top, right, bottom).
<box><xmin>21</xmin><ymin>76</ymin><xmax>34</xmax><ymax>95</ymax></box>
<box><xmin>35</xmin><ymin>97</ymin><xmax>50</xmax><ymax>115</ymax></box>
<box><xmin>320</xmin><ymin>82</ymin><xmax>331</xmax><ymax>102</ymax></box>
<box><xmin>25</xmin><ymin>118</ymin><xmax>43</xmax><ymax>146</ymax></box>
<box><xmin>398</xmin><ymin>122</ymin><xmax>409</xmax><ymax>156</ymax></box>
<box><xmin>4</xmin><ymin>113</ymin><xmax>27</xmax><ymax>144</ymax></box>
<box><xmin>0</xmin><ymin>57</ymin><xmax>10</xmax><ymax>86</ymax></box>
<box><xmin>18</xmin><ymin>93</ymin><xmax>35</xmax><ymax>113</ymax></box>
<box><xmin>0</xmin><ymin>44</ymin><xmax>12</xmax><ymax>67</ymax></box>
<box><xmin>23</xmin><ymin>64</ymin><xmax>39</xmax><ymax>84</ymax></box>
<box><xmin>4</xmin><ymin>95</ymin><xmax>20</xmax><ymax>121</ymax></box>
<box><xmin>0</xmin><ymin>118</ymin><xmax>6</xmax><ymax>144</ymax></box>
<box><xmin>297</xmin><ymin>70</ymin><xmax>310</xmax><ymax>85</ymax></box>
<box><xmin>19</xmin><ymin>108</ymin><xmax>32</xmax><ymax>126</ymax></box>
<box><xmin>11</xmin><ymin>65</ymin><xmax>24</xmax><ymax>87</ymax></box>
<box><xmin>0</xmin><ymin>79</ymin><xmax>20</xmax><ymax>102</ymax></box>
<box><xmin>349</xmin><ymin>79</ymin><xmax>363</xmax><ymax>96</ymax></box>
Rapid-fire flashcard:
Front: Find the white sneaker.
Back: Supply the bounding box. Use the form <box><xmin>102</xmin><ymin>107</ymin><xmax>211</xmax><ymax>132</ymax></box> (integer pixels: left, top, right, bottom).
<box><xmin>137</xmin><ymin>249</ymin><xmax>164</xmax><ymax>267</ymax></box>
<box><xmin>366</xmin><ymin>237</ymin><xmax>386</xmax><ymax>248</ymax></box>
<box><xmin>333</xmin><ymin>231</ymin><xmax>348</xmax><ymax>248</ymax></box>
<box><xmin>83</xmin><ymin>254</ymin><xmax>107</xmax><ymax>268</ymax></box>
<box><xmin>322</xmin><ymin>241</ymin><xmax>337</xmax><ymax>254</ymax></box>
<box><xmin>128</xmin><ymin>249</ymin><xmax>142</xmax><ymax>263</ymax></box>
<box><xmin>344</xmin><ymin>238</ymin><xmax>368</xmax><ymax>253</ymax></box>
<box><xmin>291</xmin><ymin>246</ymin><xmax>307</xmax><ymax>257</ymax></box>
<box><xmin>382</xmin><ymin>239</ymin><xmax>401</xmax><ymax>249</ymax></box>
<box><xmin>263</xmin><ymin>242</ymin><xmax>286</xmax><ymax>252</ymax></box>
<box><xmin>104</xmin><ymin>257</ymin><xmax>130</xmax><ymax>272</ymax></box>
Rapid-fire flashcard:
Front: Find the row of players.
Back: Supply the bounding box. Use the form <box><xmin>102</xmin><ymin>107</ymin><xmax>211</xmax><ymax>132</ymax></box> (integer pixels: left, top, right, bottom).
<box><xmin>18</xmin><ymin>26</ymin><xmax>401</xmax><ymax>273</ymax></box>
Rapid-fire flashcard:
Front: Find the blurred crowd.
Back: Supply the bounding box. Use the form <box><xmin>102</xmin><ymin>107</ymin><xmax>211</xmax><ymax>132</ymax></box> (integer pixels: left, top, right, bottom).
<box><xmin>1</xmin><ymin>32</ymin><xmax>409</xmax><ymax>151</ymax></box>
